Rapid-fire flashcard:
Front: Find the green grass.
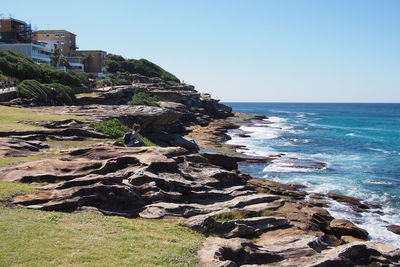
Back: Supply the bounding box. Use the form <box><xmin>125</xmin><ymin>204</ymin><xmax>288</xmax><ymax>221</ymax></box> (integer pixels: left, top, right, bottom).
<box><xmin>128</xmin><ymin>92</ymin><xmax>160</xmax><ymax>107</ymax></box>
<box><xmin>0</xmin><ymin>182</ymin><xmax>203</xmax><ymax>266</ymax></box>
<box><xmin>0</xmin><ymin>181</ymin><xmax>37</xmax><ymax>203</ymax></box>
<box><xmin>212</xmin><ymin>209</ymin><xmax>271</xmax><ymax>222</ymax></box>
<box><xmin>75</xmin><ymin>93</ymin><xmax>101</xmax><ymax>98</ymax></box>
<box><xmin>91</xmin><ymin>119</ymin><xmax>158</xmax><ymax>147</ymax></box>
<box><xmin>46</xmin><ymin>139</ymin><xmax>110</xmax><ymax>151</ymax></box>
<box><xmin>0</xmin><ymin>154</ymin><xmax>62</xmax><ymax>168</ymax></box>
<box><xmin>90</xmin><ymin>119</ymin><xmax>129</xmax><ymax>139</ymax></box>
<box><xmin>0</xmin><ymin>105</ymin><xmax>84</xmax><ymax>131</ymax></box>
<box><xmin>0</xmin><ymin>208</ymin><xmax>203</xmax><ymax>266</ymax></box>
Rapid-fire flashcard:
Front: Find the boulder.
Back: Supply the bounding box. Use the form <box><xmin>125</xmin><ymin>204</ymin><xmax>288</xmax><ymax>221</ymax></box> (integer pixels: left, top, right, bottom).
<box><xmin>0</xmin><ymin>137</ymin><xmax>49</xmax><ymax>157</ymax></box>
<box><xmin>329</xmin><ymin>219</ymin><xmax>369</xmax><ymax>239</ymax></box>
<box><xmin>182</xmin><ymin>214</ymin><xmax>289</xmax><ymax>238</ymax></box>
<box><xmin>327</xmin><ymin>193</ymin><xmax>370</xmax><ymax>210</ymax></box>
<box><xmin>198</xmin><ymin>237</ymin><xmax>400</xmax><ymax>267</ymax></box>
<box><xmin>386</xmin><ymin>224</ymin><xmax>400</xmax><ymax>235</ymax></box>
<box><xmin>37</xmin><ymin>105</ymin><xmax>183</xmax><ymax>133</ymax></box>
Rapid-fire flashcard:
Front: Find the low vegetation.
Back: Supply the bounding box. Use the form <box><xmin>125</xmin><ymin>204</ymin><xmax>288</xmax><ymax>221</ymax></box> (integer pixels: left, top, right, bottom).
<box><xmin>129</xmin><ymin>91</ymin><xmax>160</xmax><ymax>107</ymax></box>
<box><xmin>90</xmin><ymin>119</ymin><xmax>157</xmax><ymax>146</ymax></box>
<box><xmin>106</xmin><ymin>54</ymin><xmax>180</xmax><ymax>82</ymax></box>
<box><xmin>0</xmin><ymin>182</ymin><xmax>203</xmax><ymax>266</ymax></box>
<box><xmin>16</xmin><ymin>80</ymin><xmax>76</xmax><ymax>105</ymax></box>
<box><xmin>0</xmin><ymin>50</ymin><xmax>89</xmax><ymax>87</ymax></box>
<box><xmin>75</xmin><ymin>93</ymin><xmax>101</xmax><ymax>98</ymax></box>
<box><xmin>0</xmin><ymin>181</ymin><xmax>37</xmax><ymax>204</ymax></box>
<box><xmin>90</xmin><ymin>119</ymin><xmax>130</xmax><ymax>139</ymax></box>
<box><xmin>46</xmin><ymin>139</ymin><xmax>110</xmax><ymax>151</ymax></box>
<box><xmin>0</xmin><ymin>154</ymin><xmax>62</xmax><ymax>169</ymax></box>
<box><xmin>0</xmin><ymin>105</ymin><xmax>83</xmax><ymax>131</ymax></box>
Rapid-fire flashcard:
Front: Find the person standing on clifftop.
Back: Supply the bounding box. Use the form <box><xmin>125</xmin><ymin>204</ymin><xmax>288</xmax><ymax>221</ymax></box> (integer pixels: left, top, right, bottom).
<box><xmin>123</xmin><ymin>124</ymin><xmax>145</xmax><ymax>147</ymax></box>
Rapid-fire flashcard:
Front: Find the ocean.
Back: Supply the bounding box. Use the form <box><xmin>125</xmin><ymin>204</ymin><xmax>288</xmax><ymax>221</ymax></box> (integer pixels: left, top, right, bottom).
<box><xmin>224</xmin><ymin>102</ymin><xmax>400</xmax><ymax>247</ymax></box>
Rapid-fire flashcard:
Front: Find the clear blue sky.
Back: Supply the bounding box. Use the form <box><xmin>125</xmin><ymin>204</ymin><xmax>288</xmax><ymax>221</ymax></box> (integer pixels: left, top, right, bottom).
<box><xmin>2</xmin><ymin>0</ymin><xmax>399</xmax><ymax>102</ymax></box>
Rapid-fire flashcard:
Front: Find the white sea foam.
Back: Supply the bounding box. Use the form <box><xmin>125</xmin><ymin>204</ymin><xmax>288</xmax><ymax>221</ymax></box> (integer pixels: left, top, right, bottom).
<box><xmin>363</xmin><ymin>179</ymin><xmax>393</xmax><ymax>185</ymax></box>
<box><xmin>368</xmin><ymin>148</ymin><xmax>392</xmax><ymax>154</ymax></box>
<box><xmin>327</xmin><ymin>200</ymin><xmax>400</xmax><ymax>248</ymax></box>
<box><xmin>227</xmin><ymin>112</ymin><xmax>400</xmax><ymax>247</ymax></box>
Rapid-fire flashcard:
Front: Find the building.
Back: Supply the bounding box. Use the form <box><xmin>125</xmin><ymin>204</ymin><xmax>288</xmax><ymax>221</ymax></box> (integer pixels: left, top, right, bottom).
<box><xmin>70</xmin><ymin>50</ymin><xmax>107</xmax><ymax>74</ymax></box>
<box><xmin>0</xmin><ymin>18</ymin><xmax>52</xmax><ymax>64</ymax></box>
<box><xmin>0</xmin><ymin>42</ymin><xmax>53</xmax><ymax>64</ymax></box>
<box><xmin>0</xmin><ymin>18</ymin><xmax>32</xmax><ymax>43</ymax></box>
<box><xmin>32</xmin><ymin>30</ymin><xmax>77</xmax><ymax>57</ymax></box>
<box><xmin>33</xmin><ymin>30</ymin><xmax>86</xmax><ymax>72</ymax></box>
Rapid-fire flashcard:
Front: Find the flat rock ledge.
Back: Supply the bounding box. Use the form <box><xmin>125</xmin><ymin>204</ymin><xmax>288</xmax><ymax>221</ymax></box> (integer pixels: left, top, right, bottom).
<box><xmin>1</xmin><ymin>144</ymin><xmax>398</xmax><ymax>266</ymax></box>
<box><xmin>198</xmin><ymin>237</ymin><xmax>400</xmax><ymax>267</ymax></box>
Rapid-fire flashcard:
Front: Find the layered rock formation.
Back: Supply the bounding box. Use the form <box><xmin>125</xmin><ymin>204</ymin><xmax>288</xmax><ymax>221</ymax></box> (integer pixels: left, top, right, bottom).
<box><xmin>1</xmin><ymin>79</ymin><xmax>398</xmax><ymax>266</ymax></box>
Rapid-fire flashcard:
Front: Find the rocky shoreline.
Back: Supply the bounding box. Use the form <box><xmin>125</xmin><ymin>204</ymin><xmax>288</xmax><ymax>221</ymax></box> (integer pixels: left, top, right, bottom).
<box><xmin>0</xmin><ymin>81</ymin><xmax>399</xmax><ymax>266</ymax></box>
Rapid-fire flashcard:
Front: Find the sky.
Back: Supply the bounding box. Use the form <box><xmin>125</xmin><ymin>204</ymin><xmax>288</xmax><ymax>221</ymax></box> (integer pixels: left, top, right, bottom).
<box><xmin>2</xmin><ymin>0</ymin><xmax>400</xmax><ymax>102</ymax></box>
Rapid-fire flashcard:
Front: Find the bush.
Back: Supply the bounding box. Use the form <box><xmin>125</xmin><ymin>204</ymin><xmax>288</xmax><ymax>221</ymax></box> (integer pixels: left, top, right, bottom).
<box><xmin>0</xmin><ymin>50</ymin><xmax>85</xmax><ymax>87</ymax></box>
<box><xmin>47</xmin><ymin>83</ymin><xmax>76</xmax><ymax>105</ymax></box>
<box><xmin>89</xmin><ymin>119</ymin><xmax>157</xmax><ymax>146</ymax></box>
<box><xmin>90</xmin><ymin>119</ymin><xmax>130</xmax><ymax>138</ymax></box>
<box><xmin>16</xmin><ymin>80</ymin><xmax>75</xmax><ymax>105</ymax></box>
<box><xmin>106</xmin><ymin>54</ymin><xmax>180</xmax><ymax>82</ymax></box>
<box><xmin>16</xmin><ymin>80</ymin><xmax>53</xmax><ymax>103</ymax></box>
<box><xmin>128</xmin><ymin>92</ymin><xmax>160</xmax><ymax>107</ymax></box>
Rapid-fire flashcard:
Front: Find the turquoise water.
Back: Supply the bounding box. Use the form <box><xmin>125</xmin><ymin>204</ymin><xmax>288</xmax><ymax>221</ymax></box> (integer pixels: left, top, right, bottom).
<box><xmin>224</xmin><ymin>103</ymin><xmax>400</xmax><ymax>246</ymax></box>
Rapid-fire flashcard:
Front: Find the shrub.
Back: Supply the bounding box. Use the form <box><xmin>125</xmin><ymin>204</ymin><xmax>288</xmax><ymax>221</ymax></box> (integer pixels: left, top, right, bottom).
<box><xmin>89</xmin><ymin>119</ymin><xmax>157</xmax><ymax>146</ymax></box>
<box><xmin>128</xmin><ymin>92</ymin><xmax>160</xmax><ymax>107</ymax></box>
<box><xmin>47</xmin><ymin>83</ymin><xmax>76</xmax><ymax>105</ymax></box>
<box><xmin>0</xmin><ymin>50</ymin><xmax>84</xmax><ymax>87</ymax></box>
<box><xmin>16</xmin><ymin>80</ymin><xmax>75</xmax><ymax>105</ymax></box>
<box><xmin>106</xmin><ymin>54</ymin><xmax>180</xmax><ymax>82</ymax></box>
<box><xmin>90</xmin><ymin>119</ymin><xmax>130</xmax><ymax>138</ymax></box>
<box><xmin>16</xmin><ymin>80</ymin><xmax>53</xmax><ymax>103</ymax></box>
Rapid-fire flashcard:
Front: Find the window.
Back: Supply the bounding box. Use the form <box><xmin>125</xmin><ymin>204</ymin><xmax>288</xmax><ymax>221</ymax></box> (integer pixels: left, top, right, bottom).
<box><xmin>60</xmin><ymin>34</ymin><xmax>64</xmax><ymax>37</ymax></box>
<box><xmin>60</xmin><ymin>41</ymin><xmax>64</xmax><ymax>45</ymax></box>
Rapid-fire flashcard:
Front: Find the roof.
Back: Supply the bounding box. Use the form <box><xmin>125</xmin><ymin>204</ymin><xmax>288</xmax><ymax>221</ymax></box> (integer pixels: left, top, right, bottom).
<box><xmin>0</xmin><ymin>18</ymin><xmax>28</xmax><ymax>25</ymax></box>
<box><xmin>72</xmin><ymin>50</ymin><xmax>107</xmax><ymax>53</ymax></box>
<box><xmin>33</xmin><ymin>30</ymin><xmax>76</xmax><ymax>36</ymax></box>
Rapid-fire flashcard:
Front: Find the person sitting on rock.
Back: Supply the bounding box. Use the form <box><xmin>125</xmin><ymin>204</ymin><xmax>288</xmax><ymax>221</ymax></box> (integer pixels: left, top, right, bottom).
<box><xmin>123</xmin><ymin>124</ymin><xmax>145</xmax><ymax>147</ymax></box>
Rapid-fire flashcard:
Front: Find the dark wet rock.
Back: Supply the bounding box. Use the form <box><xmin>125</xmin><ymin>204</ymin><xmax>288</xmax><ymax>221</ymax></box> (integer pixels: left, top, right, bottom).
<box><xmin>236</xmin><ymin>133</ymin><xmax>251</xmax><ymax>138</ymax></box>
<box><xmin>201</xmin><ymin>153</ymin><xmax>238</xmax><ymax>171</ymax></box>
<box><xmin>327</xmin><ymin>193</ymin><xmax>370</xmax><ymax>210</ymax></box>
<box><xmin>201</xmin><ymin>153</ymin><xmax>273</xmax><ymax>171</ymax></box>
<box><xmin>329</xmin><ymin>219</ymin><xmax>369</xmax><ymax>239</ymax></box>
<box><xmin>387</xmin><ymin>224</ymin><xmax>400</xmax><ymax>235</ymax></box>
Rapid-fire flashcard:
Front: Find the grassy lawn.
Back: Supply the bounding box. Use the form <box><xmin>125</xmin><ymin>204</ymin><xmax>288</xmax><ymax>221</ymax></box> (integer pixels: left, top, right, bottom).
<box><xmin>0</xmin><ymin>182</ymin><xmax>203</xmax><ymax>267</ymax></box>
<box><xmin>0</xmin><ymin>105</ymin><xmax>83</xmax><ymax>131</ymax></box>
<box><xmin>75</xmin><ymin>93</ymin><xmax>101</xmax><ymax>98</ymax></box>
<box><xmin>0</xmin><ymin>154</ymin><xmax>62</xmax><ymax>169</ymax></box>
<box><xmin>46</xmin><ymin>139</ymin><xmax>110</xmax><ymax>151</ymax></box>
<box><xmin>0</xmin><ymin>181</ymin><xmax>37</xmax><ymax>203</ymax></box>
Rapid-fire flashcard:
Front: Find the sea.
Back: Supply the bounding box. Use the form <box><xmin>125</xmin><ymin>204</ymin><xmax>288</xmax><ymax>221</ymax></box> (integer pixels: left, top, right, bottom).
<box><xmin>224</xmin><ymin>102</ymin><xmax>400</xmax><ymax>247</ymax></box>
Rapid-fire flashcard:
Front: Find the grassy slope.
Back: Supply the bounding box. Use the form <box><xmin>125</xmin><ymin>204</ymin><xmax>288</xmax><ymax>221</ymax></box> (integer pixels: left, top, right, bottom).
<box><xmin>0</xmin><ymin>105</ymin><xmax>83</xmax><ymax>131</ymax></box>
<box><xmin>0</xmin><ymin>182</ymin><xmax>203</xmax><ymax>267</ymax></box>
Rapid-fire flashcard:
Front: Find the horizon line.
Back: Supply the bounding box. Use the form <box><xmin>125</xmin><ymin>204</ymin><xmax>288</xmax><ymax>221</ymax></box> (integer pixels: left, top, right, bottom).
<box><xmin>221</xmin><ymin>101</ymin><xmax>400</xmax><ymax>104</ymax></box>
